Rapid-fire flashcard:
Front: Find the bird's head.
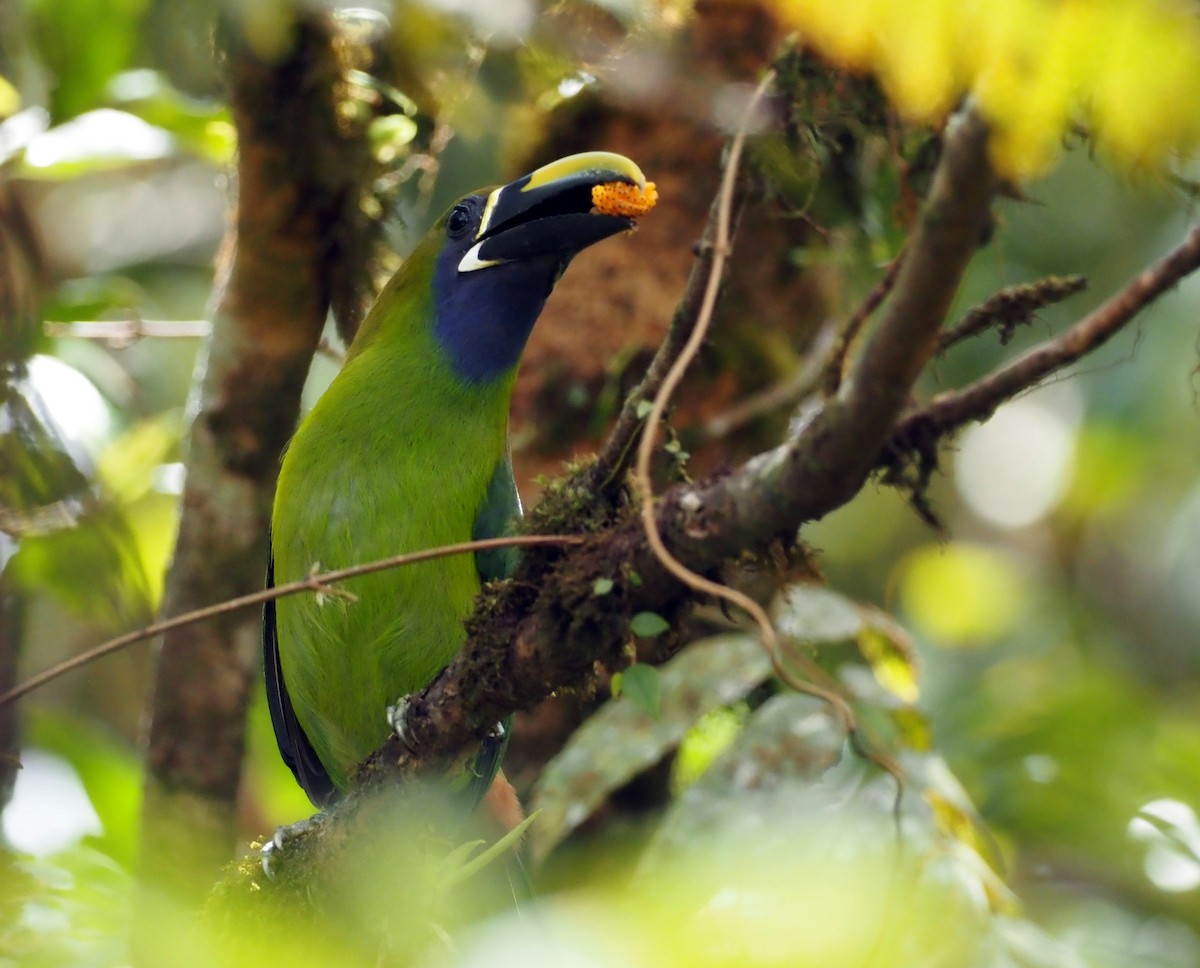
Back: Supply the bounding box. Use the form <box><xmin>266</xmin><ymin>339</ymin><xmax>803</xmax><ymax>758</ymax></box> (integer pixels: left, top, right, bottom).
<box><xmin>426</xmin><ymin>151</ymin><xmax>657</xmax><ymax>383</ymax></box>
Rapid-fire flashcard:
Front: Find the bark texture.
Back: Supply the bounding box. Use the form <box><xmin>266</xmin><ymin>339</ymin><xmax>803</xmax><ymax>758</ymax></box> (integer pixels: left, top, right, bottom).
<box><xmin>138</xmin><ymin>11</ymin><xmax>375</xmax><ymax>908</ymax></box>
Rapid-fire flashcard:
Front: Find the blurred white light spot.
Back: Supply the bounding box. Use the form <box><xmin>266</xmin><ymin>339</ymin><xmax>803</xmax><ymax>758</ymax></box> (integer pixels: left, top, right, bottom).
<box><xmin>37</xmin><ymin>162</ymin><xmax>224</xmax><ymax>274</ymax></box>
<box><xmin>422</xmin><ymin>0</ymin><xmax>533</xmax><ymax>40</ymax></box>
<box><xmin>713</xmin><ymin>83</ymin><xmax>772</xmax><ymax>136</ymax></box>
<box><xmin>448</xmin><ymin>904</ymin><xmax>638</xmax><ymax>968</ymax></box>
<box><xmin>2</xmin><ymin>750</ymin><xmax>102</xmax><ymax>856</ymax></box>
<box><xmin>153</xmin><ymin>462</ymin><xmax>187</xmax><ymax>496</ymax></box>
<box><xmin>1128</xmin><ymin>799</ymin><xmax>1200</xmax><ymax>893</ymax></box>
<box><xmin>0</xmin><ymin>106</ymin><xmax>49</xmax><ymax>165</ymax></box>
<box><xmin>557</xmin><ymin>73</ymin><xmax>595</xmax><ymax>100</ymax></box>
<box><xmin>1144</xmin><ymin>848</ymin><xmax>1200</xmax><ymax>893</ymax></box>
<box><xmin>106</xmin><ymin>68</ymin><xmax>162</xmax><ymax>101</ymax></box>
<box><xmin>23</xmin><ymin>109</ymin><xmax>174</xmax><ymax>169</ymax></box>
<box><xmin>955</xmin><ymin>391</ymin><xmax>1079</xmax><ymax>529</ymax></box>
<box><xmin>1022</xmin><ymin>754</ymin><xmax>1059</xmax><ymax>784</ymax></box>
<box><xmin>335</xmin><ymin>6</ymin><xmax>392</xmax><ymax>39</ymax></box>
<box><xmin>27</xmin><ymin>355</ymin><xmax>112</xmax><ymax>449</ymax></box>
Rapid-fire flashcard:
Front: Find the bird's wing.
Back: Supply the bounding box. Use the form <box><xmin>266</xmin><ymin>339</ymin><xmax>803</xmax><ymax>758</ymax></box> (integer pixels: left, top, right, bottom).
<box><xmin>472</xmin><ymin>451</ymin><xmax>523</xmax><ymax>583</ymax></box>
<box><xmin>464</xmin><ymin>454</ymin><xmax>523</xmax><ymax>803</ymax></box>
<box><xmin>264</xmin><ymin>545</ymin><xmax>338</xmax><ymax>808</ymax></box>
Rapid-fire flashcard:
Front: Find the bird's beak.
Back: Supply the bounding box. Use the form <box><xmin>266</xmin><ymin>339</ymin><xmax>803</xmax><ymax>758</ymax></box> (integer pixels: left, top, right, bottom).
<box><xmin>458</xmin><ymin>151</ymin><xmax>655</xmax><ymax>272</ymax></box>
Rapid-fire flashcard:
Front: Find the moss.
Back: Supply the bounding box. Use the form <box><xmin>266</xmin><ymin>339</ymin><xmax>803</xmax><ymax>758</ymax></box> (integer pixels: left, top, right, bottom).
<box><xmin>525</xmin><ymin>455</ymin><xmax>618</xmax><ymax>535</ymax></box>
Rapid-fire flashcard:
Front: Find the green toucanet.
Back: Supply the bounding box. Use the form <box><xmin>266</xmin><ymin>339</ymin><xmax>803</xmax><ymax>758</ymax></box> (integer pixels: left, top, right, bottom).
<box><xmin>264</xmin><ymin>151</ymin><xmax>656</xmax><ymax>807</ymax></box>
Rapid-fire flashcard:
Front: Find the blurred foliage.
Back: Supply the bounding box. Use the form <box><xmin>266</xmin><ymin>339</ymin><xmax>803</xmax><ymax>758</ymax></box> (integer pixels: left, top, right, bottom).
<box><xmin>0</xmin><ymin>844</ymin><xmax>131</xmax><ymax>967</ymax></box>
<box><xmin>25</xmin><ymin>0</ymin><xmax>154</xmax><ymax>122</ymax></box>
<box><xmin>778</xmin><ymin>0</ymin><xmax>1200</xmax><ymax>177</ymax></box>
<box><xmin>1</xmin><ymin>0</ymin><xmax>1199</xmax><ymax>965</ymax></box>
<box><xmin>0</xmin><ymin>364</ymin><xmax>159</xmax><ymax>632</ymax></box>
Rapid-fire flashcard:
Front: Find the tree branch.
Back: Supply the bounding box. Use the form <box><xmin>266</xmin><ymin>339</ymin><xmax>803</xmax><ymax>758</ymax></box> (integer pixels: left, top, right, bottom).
<box><xmin>822</xmin><ymin>245</ymin><xmax>907</xmax><ymax>395</ymax></box>
<box><xmin>363</xmin><ymin>106</ymin><xmax>999</xmax><ymax>777</ymax></box>
<box><xmin>138</xmin><ymin>10</ymin><xmax>377</xmax><ymax>909</ymax></box>
<box><xmin>587</xmin><ymin>164</ymin><xmax>752</xmax><ymax>498</ymax></box>
<box><xmin>936</xmin><ymin>274</ymin><xmax>1087</xmax><ymax>353</ymax></box>
<box><xmin>45</xmin><ymin>319</ymin><xmax>212</xmax><ymax>341</ymax></box>
<box><xmin>900</xmin><ymin>222</ymin><xmax>1200</xmax><ymax>435</ymax></box>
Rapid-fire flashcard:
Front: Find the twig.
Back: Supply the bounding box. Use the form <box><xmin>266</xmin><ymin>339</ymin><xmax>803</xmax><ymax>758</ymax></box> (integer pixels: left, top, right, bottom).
<box><xmin>822</xmin><ymin>245</ymin><xmax>907</xmax><ymax>395</ymax></box>
<box><xmin>701</xmin><ymin>321</ymin><xmax>839</xmax><ymax>442</ymax></box>
<box><xmin>655</xmin><ymin>106</ymin><xmax>999</xmax><ymax>565</ymax></box>
<box><xmin>629</xmin><ymin>71</ymin><xmax>904</xmax><ymax>788</ymax></box>
<box><xmin>936</xmin><ymin>274</ymin><xmax>1087</xmax><ymax>353</ymax></box>
<box><xmin>588</xmin><ymin>140</ymin><xmax>754</xmax><ymax>497</ymax></box>
<box><xmin>900</xmin><ymin>223</ymin><xmax>1200</xmax><ymax>436</ymax></box>
<box><xmin>46</xmin><ymin>319</ymin><xmax>212</xmax><ymax>342</ymax></box>
<box><xmin>41</xmin><ymin>319</ymin><xmax>355</xmax><ymax>364</ymax></box>
<box><xmin>0</xmin><ymin>534</ymin><xmax>582</xmax><ymax>709</ymax></box>
<box><xmin>633</xmin><ymin>72</ymin><xmax>771</xmax><ymax>658</ymax></box>
<box><xmin>412</xmin><ymin>41</ymin><xmax>488</xmax><ymax>222</ymax></box>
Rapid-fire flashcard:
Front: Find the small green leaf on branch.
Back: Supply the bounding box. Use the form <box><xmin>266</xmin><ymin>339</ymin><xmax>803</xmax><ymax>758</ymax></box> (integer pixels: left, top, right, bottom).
<box><xmin>630</xmin><ymin>611</ymin><xmax>669</xmax><ymax>638</ymax></box>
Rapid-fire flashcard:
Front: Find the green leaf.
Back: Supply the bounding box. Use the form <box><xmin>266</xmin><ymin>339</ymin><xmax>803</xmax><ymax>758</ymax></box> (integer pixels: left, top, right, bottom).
<box><xmin>630</xmin><ymin>611</ymin><xmax>668</xmax><ymax>637</ymax></box>
<box><xmin>369</xmin><ymin>114</ymin><xmax>418</xmax><ymax>160</ymax></box>
<box><xmin>904</xmin><ymin>750</ymin><xmax>1006</xmax><ymax>875</ymax></box>
<box><xmin>635</xmin><ymin>399</ymin><xmax>653</xmax><ymax>419</ymax></box>
<box><xmin>28</xmin><ymin>0</ymin><xmax>153</xmax><ymax>121</ymax></box>
<box><xmin>27</xmin><ymin>709</ymin><xmax>142</xmax><ymax>867</ymax></box>
<box><xmin>614</xmin><ymin>664</ymin><xmax>660</xmax><ymax>719</ymax></box>
<box><xmin>6</xmin><ymin>844</ymin><xmax>132</xmax><ymax>967</ymax></box>
<box><xmin>8</xmin><ymin>508</ymin><xmax>154</xmax><ymax>626</ymax></box>
<box><xmin>530</xmin><ymin>633</ymin><xmax>773</xmax><ymax>863</ymax></box>
<box><xmin>773</xmin><ymin>583</ymin><xmax>864</xmax><ymax>643</ymax></box>
<box><xmin>106</xmin><ymin>70</ymin><xmax>235</xmax><ymax>165</ymax></box>
<box><xmin>592</xmin><ymin>577</ymin><xmax>614</xmax><ymax>596</ymax></box>
<box><xmin>437</xmin><ymin>811</ymin><xmax>540</xmax><ymax>891</ymax></box>
<box><xmin>647</xmin><ymin>693</ymin><xmax>844</xmax><ymax>860</ymax></box>
<box><xmin>0</xmin><ymin>367</ymin><xmax>92</xmax><ymax>515</ymax></box>
<box><xmin>673</xmin><ymin>705</ymin><xmax>748</xmax><ymax>792</ymax></box>
<box><xmin>97</xmin><ymin>412</ymin><xmax>181</xmax><ymax>505</ymax></box>
<box><xmin>41</xmin><ymin>275</ymin><xmax>148</xmax><ymax>322</ymax></box>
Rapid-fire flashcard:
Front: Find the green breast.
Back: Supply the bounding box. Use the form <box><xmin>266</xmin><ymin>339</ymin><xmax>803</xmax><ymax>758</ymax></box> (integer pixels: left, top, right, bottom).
<box><xmin>271</xmin><ymin>328</ymin><xmax>516</xmax><ymax>790</ymax></box>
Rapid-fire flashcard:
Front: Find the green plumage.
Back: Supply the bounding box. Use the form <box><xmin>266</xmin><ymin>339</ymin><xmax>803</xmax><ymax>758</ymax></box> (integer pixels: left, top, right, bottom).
<box><xmin>265</xmin><ymin>151</ymin><xmax>651</xmax><ymax>805</ymax></box>
<box><xmin>271</xmin><ymin>232</ymin><xmax>516</xmax><ymax>791</ymax></box>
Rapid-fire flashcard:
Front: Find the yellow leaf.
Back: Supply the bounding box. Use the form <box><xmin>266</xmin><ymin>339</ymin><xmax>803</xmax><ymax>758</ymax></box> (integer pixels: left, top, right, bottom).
<box><xmin>772</xmin><ymin>0</ymin><xmax>1200</xmax><ymax>178</ymax></box>
<box><xmin>858</xmin><ymin>624</ymin><xmax>920</xmax><ymax>703</ymax></box>
<box><xmin>0</xmin><ymin>75</ymin><xmax>19</xmax><ymax>119</ymax></box>
<box><xmin>876</xmin><ymin>0</ymin><xmax>961</xmax><ymax>121</ymax></box>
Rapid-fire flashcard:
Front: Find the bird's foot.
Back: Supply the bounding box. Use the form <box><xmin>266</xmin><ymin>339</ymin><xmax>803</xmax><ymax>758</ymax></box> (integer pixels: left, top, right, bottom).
<box><xmin>486</xmin><ymin>720</ymin><xmax>506</xmax><ymax>741</ymax></box>
<box><xmin>387</xmin><ymin>695</ymin><xmax>418</xmax><ymax>753</ymax></box>
<box><xmin>260</xmin><ymin>816</ymin><xmax>318</xmax><ymax>881</ymax></box>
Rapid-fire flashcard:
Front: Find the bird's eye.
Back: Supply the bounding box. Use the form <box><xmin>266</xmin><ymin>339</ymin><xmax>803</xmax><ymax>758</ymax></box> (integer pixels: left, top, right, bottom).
<box><xmin>447</xmin><ymin>205</ymin><xmax>472</xmax><ymax>238</ymax></box>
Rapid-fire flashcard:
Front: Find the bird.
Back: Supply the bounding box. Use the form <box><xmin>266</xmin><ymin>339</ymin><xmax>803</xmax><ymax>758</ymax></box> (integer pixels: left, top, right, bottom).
<box><xmin>264</xmin><ymin>151</ymin><xmax>657</xmax><ymax>810</ymax></box>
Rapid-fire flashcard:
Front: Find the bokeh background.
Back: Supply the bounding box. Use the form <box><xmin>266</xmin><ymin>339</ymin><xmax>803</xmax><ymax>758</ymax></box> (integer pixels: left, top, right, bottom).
<box><xmin>1</xmin><ymin>1</ymin><xmax>1198</xmax><ymax>965</ymax></box>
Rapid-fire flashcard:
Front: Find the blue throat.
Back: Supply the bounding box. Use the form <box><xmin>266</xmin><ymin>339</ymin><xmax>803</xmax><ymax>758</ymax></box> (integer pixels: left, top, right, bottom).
<box><xmin>432</xmin><ymin>246</ymin><xmax>559</xmax><ymax>384</ymax></box>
